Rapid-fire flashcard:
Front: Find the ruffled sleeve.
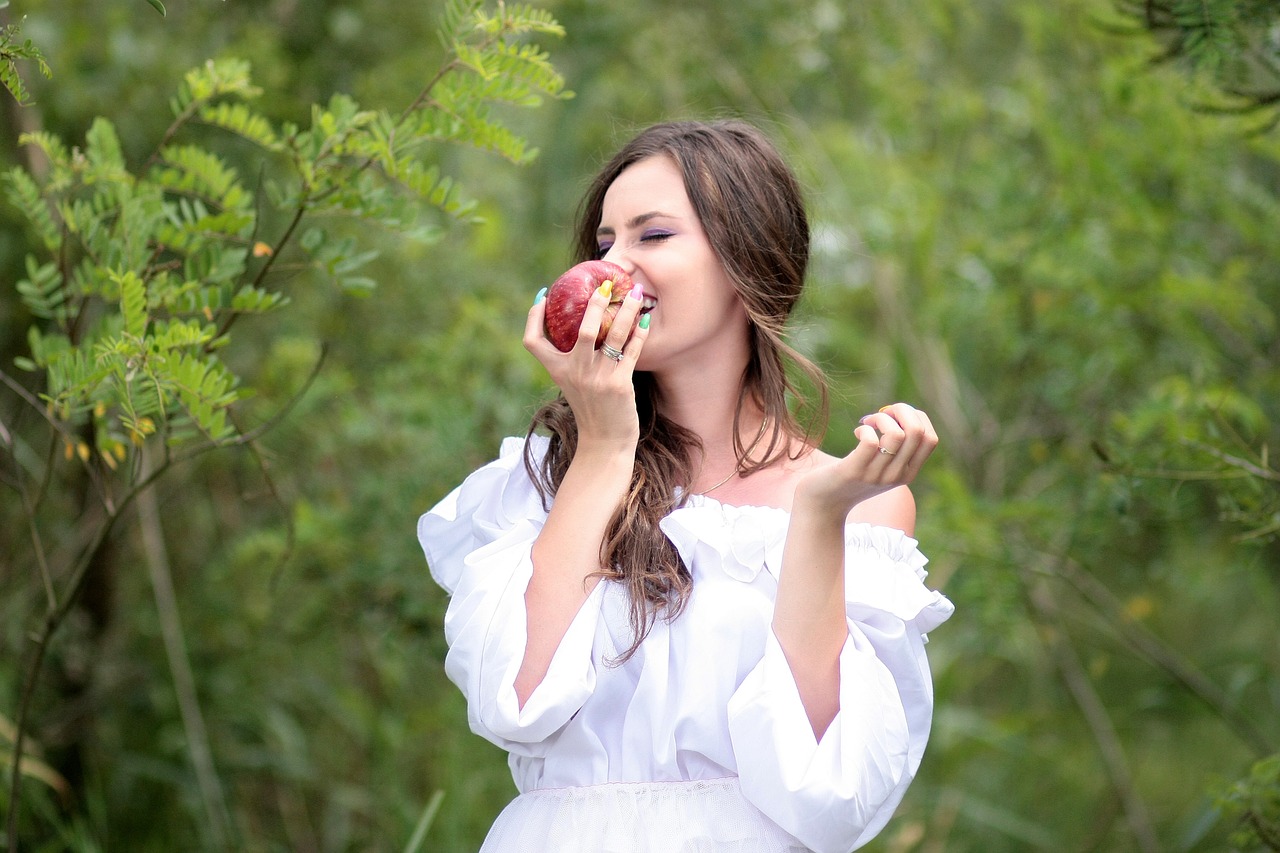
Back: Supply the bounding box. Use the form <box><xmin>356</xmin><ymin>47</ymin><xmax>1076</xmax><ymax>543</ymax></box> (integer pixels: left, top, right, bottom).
<box><xmin>726</xmin><ymin>523</ymin><xmax>954</xmax><ymax>853</ymax></box>
<box><xmin>417</xmin><ymin>435</ymin><xmax>604</xmax><ymax>753</ymax></box>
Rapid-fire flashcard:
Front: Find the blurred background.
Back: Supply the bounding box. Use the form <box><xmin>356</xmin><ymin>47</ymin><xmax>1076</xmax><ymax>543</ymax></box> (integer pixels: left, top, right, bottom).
<box><xmin>1</xmin><ymin>0</ymin><xmax>1278</xmax><ymax>850</ymax></box>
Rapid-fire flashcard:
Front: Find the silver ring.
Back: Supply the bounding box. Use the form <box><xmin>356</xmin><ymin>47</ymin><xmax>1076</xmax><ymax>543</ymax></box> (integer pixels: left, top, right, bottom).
<box><xmin>878</xmin><ymin>446</ymin><xmax>897</xmax><ymax>456</ymax></box>
<box><xmin>601</xmin><ymin>343</ymin><xmax>625</xmax><ymax>362</ymax></box>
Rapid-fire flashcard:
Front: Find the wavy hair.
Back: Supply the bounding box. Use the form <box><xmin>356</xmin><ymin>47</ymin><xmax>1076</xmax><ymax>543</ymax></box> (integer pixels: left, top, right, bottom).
<box><xmin>525</xmin><ymin>119</ymin><xmax>828</xmax><ymax>661</ymax></box>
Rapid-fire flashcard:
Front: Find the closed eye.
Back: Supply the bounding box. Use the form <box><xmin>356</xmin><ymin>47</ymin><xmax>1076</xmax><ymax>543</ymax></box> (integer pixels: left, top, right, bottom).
<box><xmin>640</xmin><ymin>229</ymin><xmax>674</xmax><ymax>244</ymax></box>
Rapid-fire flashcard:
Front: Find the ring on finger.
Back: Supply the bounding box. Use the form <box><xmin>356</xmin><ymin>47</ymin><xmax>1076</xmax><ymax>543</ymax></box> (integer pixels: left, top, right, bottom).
<box><xmin>878</xmin><ymin>446</ymin><xmax>898</xmax><ymax>456</ymax></box>
<box><xmin>601</xmin><ymin>343</ymin><xmax>625</xmax><ymax>362</ymax></box>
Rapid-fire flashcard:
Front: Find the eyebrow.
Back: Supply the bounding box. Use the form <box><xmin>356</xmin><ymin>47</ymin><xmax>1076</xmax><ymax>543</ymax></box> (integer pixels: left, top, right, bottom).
<box><xmin>596</xmin><ymin>210</ymin><xmax>675</xmax><ymax>238</ymax></box>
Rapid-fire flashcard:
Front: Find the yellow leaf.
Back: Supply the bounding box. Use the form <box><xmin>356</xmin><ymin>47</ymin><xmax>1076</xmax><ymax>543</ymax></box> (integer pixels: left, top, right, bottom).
<box><xmin>76</xmin><ymin>441</ymin><xmax>91</xmax><ymax>462</ymax></box>
<box><xmin>253</xmin><ymin>241</ymin><xmax>273</xmax><ymax>257</ymax></box>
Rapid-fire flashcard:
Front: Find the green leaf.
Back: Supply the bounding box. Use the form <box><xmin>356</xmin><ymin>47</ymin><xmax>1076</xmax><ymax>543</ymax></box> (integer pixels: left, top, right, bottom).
<box><xmin>152</xmin><ymin>144</ymin><xmax>253</xmax><ymax>213</ymax></box>
<box><xmin>117</xmin><ymin>271</ymin><xmax>148</xmax><ymax>339</ymax></box>
<box><xmin>145</xmin><ymin>0</ymin><xmax>166</xmax><ymax>15</ymax></box>
<box><xmin>5</xmin><ymin>167</ymin><xmax>61</xmax><ymax>251</ymax></box>
<box><xmin>15</xmin><ymin>256</ymin><xmax>65</xmax><ymax>320</ymax></box>
<box><xmin>198</xmin><ymin>101</ymin><xmax>280</xmax><ymax>151</ymax></box>
<box><xmin>85</xmin><ymin>118</ymin><xmax>127</xmax><ymax>175</ymax></box>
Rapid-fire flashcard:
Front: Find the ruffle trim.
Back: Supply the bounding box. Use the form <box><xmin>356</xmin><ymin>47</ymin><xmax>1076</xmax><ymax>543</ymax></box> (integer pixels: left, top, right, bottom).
<box><xmin>662</xmin><ymin>493</ymin><xmax>952</xmax><ymax>631</ymax></box>
<box><xmin>422</xmin><ymin>437</ymin><xmax>952</xmax><ymax>633</ymax></box>
<box><xmin>418</xmin><ymin>434</ymin><xmax>550</xmax><ymax>593</ymax></box>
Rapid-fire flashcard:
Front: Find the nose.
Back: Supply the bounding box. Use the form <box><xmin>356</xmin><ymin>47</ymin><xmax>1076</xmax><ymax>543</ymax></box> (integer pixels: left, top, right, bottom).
<box><xmin>601</xmin><ymin>244</ymin><xmax>636</xmax><ymax>277</ymax></box>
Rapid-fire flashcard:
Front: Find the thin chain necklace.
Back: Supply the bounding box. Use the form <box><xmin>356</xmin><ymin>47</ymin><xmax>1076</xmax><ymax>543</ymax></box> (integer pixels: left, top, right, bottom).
<box><xmin>699</xmin><ymin>417</ymin><xmax>770</xmax><ymax>495</ymax></box>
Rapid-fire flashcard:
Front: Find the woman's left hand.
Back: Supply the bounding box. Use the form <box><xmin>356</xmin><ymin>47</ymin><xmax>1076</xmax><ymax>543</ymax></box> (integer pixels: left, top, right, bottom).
<box><xmin>796</xmin><ymin>402</ymin><xmax>939</xmax><ymax>519</ymax></box>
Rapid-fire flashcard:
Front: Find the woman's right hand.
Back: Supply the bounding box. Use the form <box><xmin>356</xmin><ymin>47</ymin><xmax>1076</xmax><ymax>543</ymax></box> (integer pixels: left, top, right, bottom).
<box><xmin>523</xmin><ymin>280</ymin><xmax>650</xmax><ymax>452</ymax></box>
<box><xmin>518</xmin><ymin>281</ymin><xmax>650</xmax><ymax>707</ymax></box>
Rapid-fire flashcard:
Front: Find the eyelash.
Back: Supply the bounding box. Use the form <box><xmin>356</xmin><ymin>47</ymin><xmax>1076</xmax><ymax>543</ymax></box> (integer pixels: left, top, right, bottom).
<box><xmin>596</xmin><ymin>231</ymin><xmax>673</xmax><ymax>258</ymax></box>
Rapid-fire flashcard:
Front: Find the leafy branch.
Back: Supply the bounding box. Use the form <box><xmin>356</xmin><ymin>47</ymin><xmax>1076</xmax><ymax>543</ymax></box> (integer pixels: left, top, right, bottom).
<box><xmin>2</xmin><ymin>1</ymin><xmax>569</xmax><ymax>846</ymax></box>
<box><xmin>0</xmin><ymin>19</ymin><xmax>50</xmax><ymax>106</ymax></box>
<box><xmin>1113</xmin><ymin>0</ymin><xmax>1280</xmax><ymax>132</ymax></box>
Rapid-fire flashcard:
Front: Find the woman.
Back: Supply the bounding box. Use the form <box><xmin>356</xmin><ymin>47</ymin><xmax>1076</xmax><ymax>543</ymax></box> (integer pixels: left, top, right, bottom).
<box><xmin>418</xmin><ymin>119</ymin><xmax>953</xmax><ymax>853</ymax></box>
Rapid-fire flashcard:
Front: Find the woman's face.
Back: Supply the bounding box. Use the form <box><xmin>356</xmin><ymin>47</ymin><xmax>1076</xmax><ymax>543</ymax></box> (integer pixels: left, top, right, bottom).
<box><xmin>596</xmin><ymin>155</ymin><xmax>750</xmax><ymax>375</ymax></box>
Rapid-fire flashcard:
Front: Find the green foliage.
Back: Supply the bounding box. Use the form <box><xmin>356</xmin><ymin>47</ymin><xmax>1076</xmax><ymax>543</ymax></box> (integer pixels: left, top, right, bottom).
<box><xmin>5</xmin><ymin>5</ymin><xmax>567</xmax><ymax>458</ymax></box>
<box><xmin>2</xmin><ymin>0</ymin><xmax>1278</xmax><ymax>851</ymax></box>
<box><xmin>0</xmin><ymin>21</ymin><xmax>51</xmax><ymax>106</ymax></box>
<box><xmin>1218</xmin><ymin>753</ymin><xmax>1280</xmax><ymax>850</ymax></box>
<box><xmin>1114</xmin><ymin>0</ymin><xmax>1280</xmax><ymax>130</ymax></box>
<box><xmin>2</xmin><ymin>1</ymin><xmax>567</xmax><ymax>847</ymax></box>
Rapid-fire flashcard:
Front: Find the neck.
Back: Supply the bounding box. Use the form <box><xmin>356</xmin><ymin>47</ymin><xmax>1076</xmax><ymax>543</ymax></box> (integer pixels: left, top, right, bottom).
<box><xmin>650</xmin><ymin>372</ymin><xmax>770</xmax><ymax>494</ymax></box>
<box><xmin>697</xmin><ymin>414</ymin><xmax>770</xmax><ymax>494</ymax></box>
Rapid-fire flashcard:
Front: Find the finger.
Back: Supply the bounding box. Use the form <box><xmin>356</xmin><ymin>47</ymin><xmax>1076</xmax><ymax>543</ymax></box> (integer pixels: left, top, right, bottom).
<box><xmin>603</xmin><ymin>283</ymin><xmax>646</xmax><ymax>352</ymax></box>
<box><xmin>883</xmin><ymin>407</ymin><xmax>938</xmax><ymax>473</ymax></box>
<box><xmin>618</xmin><ymin>311</ymin><xmax>650</xmax><ymax>366</ymax></box>
<box><xmin>572</xmin><ymin>281</ymin><xmax>614</xmax><ymax>353</ymax></box>
<box><xmin>852</xmin><ymin>422</ymin><xmax>884</xmax><ymax>454</ymax></box>
<box><xmin>859</xmin><ymin>410</ymin><xmax>907</xmax><ymax>454</ymax></box>
<box><xmin>523</xmin><ymin>288</ymin><xmax>554</xmax><ymax>355</ymax></box>
<box><xmin>916</xmin><ymin>409</ymin><xmax>939</xmax><ymax>447</ymax></box>
<box><xmin>902</xmin><ymin>409</ymin><xmax>939</xmax><ymax>471</ymax></box>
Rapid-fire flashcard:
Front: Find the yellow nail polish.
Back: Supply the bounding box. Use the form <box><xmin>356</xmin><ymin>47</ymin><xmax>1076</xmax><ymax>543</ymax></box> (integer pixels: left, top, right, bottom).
<box><xmin>597</xmin><ymin>280</ymin><xmax>613</xmax><ymax>298</ymax></box>
<box><xmin>879</xmin><ymin>405</ymin><xmax>893</xmax><ymax>413</ymax></box>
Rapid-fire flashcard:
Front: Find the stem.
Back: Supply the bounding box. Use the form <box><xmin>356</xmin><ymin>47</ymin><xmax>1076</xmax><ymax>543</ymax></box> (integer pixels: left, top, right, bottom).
<box><xmin>1027</xmin><ymin>579</ymin><xmax>1162</xmax><ymax>853</ymax></box>
<box><xmin>0</xmin><ymin>412</ymin><xmax>55</xmax><ymax>611</ymax></box>
<box><xmin>21</xmin><ymin>470</ymin><xmax>57</xmax><ymax>611</ymax></box>
<box><xmin>6</xmin><ymin>615</ymin><xmax>52</xmax><ymax>852</ymax></box>
<box><xmin>137</xmin><ymin>444</ymin><xmax>233</xmax><ymax>849</ymax></box>
<box><xmin>1054</xmin><ymin>557</ymin><xmax>1275</xmax><ymax>757</ymax></box>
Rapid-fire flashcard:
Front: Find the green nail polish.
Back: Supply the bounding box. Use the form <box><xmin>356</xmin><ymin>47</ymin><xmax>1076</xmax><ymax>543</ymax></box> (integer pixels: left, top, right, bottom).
<box><xmin>639</xmin><ymin>314</ymin><xmax>651</xmax><ymax>330</ymax></box>
<box><xmin>534</xmin><ymin>287</ymin><xmax>547</xmax><ymax>306</ymax></box>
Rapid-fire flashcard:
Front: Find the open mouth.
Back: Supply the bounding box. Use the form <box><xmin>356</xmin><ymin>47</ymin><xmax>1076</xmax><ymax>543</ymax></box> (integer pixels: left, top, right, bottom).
<box><xmin>641</xmin><ymin>296</ymin><xmax>657</xmax><ymax>314</ymax></box>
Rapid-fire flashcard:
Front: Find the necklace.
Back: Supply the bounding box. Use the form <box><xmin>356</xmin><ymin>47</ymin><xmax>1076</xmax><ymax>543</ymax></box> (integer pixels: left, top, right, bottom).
<box><xmin>699</xmin><ymin>417</ymin><xmax>770</xmax><ymax>495</ymax></box>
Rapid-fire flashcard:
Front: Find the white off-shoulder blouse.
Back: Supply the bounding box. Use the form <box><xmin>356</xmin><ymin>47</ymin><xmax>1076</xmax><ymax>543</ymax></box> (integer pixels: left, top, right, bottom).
<box><xmin>417</xmin><ymin>436</ymin><xmax>954</xmax><ymax>853</ymax></box>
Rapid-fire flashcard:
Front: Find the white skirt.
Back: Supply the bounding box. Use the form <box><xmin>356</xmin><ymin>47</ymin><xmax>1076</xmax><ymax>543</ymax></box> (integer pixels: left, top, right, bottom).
<box><xmin>478</xmin><ymin>777</ymin><xmax>812</xmax><ymax>853</ymax></box>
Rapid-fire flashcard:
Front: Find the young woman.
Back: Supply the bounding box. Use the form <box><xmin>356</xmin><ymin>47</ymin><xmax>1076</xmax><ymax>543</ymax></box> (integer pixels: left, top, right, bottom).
<box><xmin>418</xmin><ymin>119</ymin><xmax>953</xmax><ymax>853</ymax></box>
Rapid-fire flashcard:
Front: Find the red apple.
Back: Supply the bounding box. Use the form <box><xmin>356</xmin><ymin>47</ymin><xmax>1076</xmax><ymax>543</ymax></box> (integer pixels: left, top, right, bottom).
<box><xmin>542</xmin><ymin>260</ymin><xmax>638</xmax><ymax>353</ymax></box>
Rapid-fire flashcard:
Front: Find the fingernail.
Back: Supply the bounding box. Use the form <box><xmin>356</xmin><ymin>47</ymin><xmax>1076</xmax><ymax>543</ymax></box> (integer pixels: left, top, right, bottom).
<box><xmin>597</xmin><ymin>280</ymin><xmax>613</xmax><ymax>298</ymax></box>
<box><xmin>629</xmin><ymin>284</ymin><xmax>644</xmax><ymax>300</ymax></box>
<box><xmin>879</xmin><ymin>405</ymin><xmax>893</xmax><ymax>413</ymax></box>
<box><xmin>859</xmin><ymin>415</ymin><xmax>871</xmax><ymax>425</ymax></box>
<box><xmin>639</xmin><ymin>314</ymin><xmax>651</xmax><ymax>330</ymax></box>
<box><xmin>534</xmin><ymin>287</ymin><xmax>547</xmax><ymax>306</ymax></box>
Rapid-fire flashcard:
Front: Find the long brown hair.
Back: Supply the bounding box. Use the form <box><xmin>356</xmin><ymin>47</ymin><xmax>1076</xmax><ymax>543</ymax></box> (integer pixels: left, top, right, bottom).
<box><xmin>525</xmin><ymin>119</ymin><xmax>829</xmax><ymax>660</ymax></box>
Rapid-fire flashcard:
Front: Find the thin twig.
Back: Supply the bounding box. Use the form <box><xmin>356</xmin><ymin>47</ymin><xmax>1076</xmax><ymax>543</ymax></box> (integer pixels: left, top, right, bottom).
<box><xmin>1027</xmin><ymin>579</ymin><xmax>1162</xmax><ymax>852</ymax></box>
<box><xmin>1186</xmin><ymin>439</ymin><xmax>1279</xmax><ymax>482</ymax></box>
<box><xmin>137</xmin><ymin>443</ymin><xmax>234</xmax><ymax>849</ymax></box>
<box><xmin>1051</xmin><ymin>556</ymin><xmax>1275</xmax><ymax>757</ymax></box>
<box><xmin>6</xmin><ymin>615</ymin><xmax>53</xmax><ymax>851</ymax></box>
<box><xmin>0</xmin><ymin>414</ymin><xmax>55</xmax><ymax>609</ymax></box>
<box><xmin>0</xmin><ymin>368</ymin><xmax>112</xmax><ymax>508</ymax></box>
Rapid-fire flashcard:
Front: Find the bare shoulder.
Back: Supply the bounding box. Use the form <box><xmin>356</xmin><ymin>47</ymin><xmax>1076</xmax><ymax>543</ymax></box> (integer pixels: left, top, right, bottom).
<box><xmin>848</xmin><ymin>486</ymin><xmax>916</xmax><ymax>534</ymax></box>
<box><xmin>800</xmin><ymin>447</ymin><xmax>918</xmax><ymax>535</ymax></box>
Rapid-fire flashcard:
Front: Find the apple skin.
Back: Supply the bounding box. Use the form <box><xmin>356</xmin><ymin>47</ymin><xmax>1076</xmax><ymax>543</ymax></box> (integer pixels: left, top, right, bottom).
<box><xmin>542</xmin><ymin>260</ymin><xmax>637</xmax><ymax>353</ymax></box>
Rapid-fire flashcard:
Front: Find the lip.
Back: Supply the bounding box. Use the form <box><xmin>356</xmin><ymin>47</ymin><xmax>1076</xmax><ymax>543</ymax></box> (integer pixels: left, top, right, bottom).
<box><xmin>640</xmin><ymin>295</ymin><xmax>657</xmax><ymax>313</ymax></box>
